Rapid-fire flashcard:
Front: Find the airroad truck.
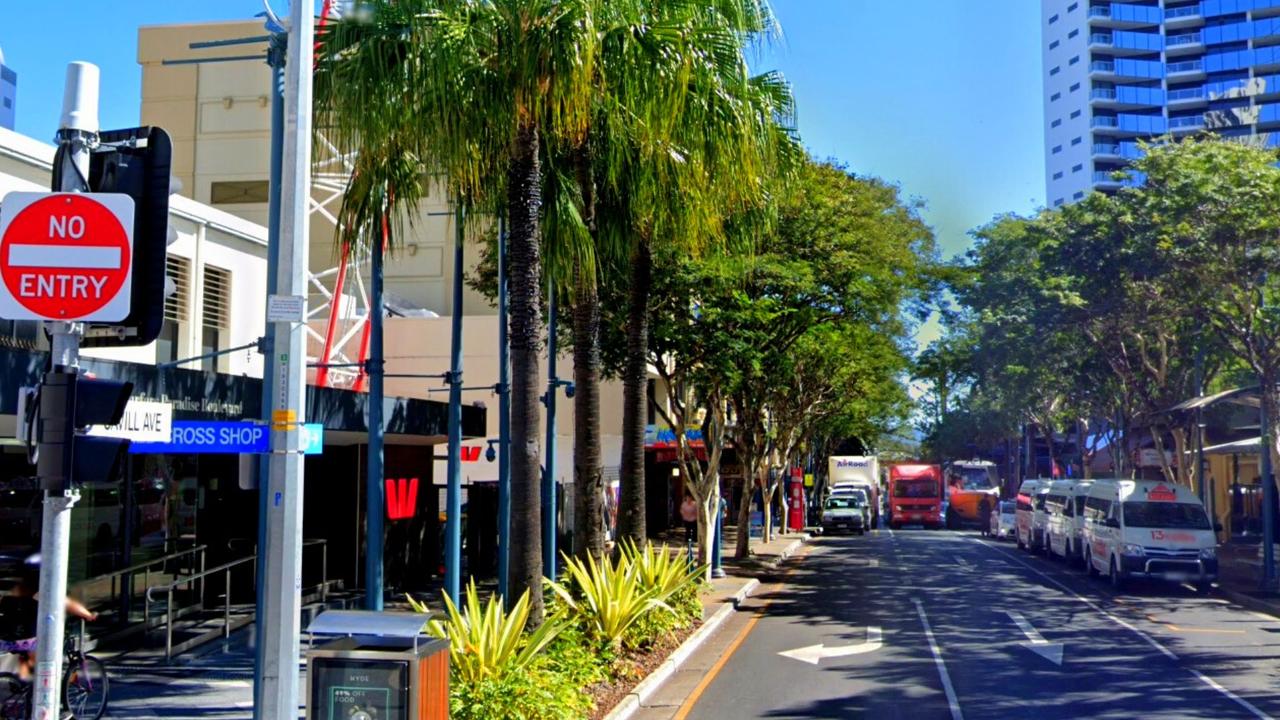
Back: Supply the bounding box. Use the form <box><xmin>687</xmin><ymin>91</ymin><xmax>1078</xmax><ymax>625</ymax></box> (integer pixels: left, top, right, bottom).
<box><xmin>828</xmin><ymin>456</ymin><xmax>881</xmax><ymax>528</ymax></box>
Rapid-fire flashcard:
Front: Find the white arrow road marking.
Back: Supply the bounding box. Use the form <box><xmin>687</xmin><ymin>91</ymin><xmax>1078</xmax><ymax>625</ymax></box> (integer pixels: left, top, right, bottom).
<box><xmin>1005</xmin><ymin>610</ymin><xmax>1064</xmax><ymax>665</ymax></box>
<box><xmin>778</xmin><ymin>626</ymin><xmax>883</xmax><ymax>665</ymax></box>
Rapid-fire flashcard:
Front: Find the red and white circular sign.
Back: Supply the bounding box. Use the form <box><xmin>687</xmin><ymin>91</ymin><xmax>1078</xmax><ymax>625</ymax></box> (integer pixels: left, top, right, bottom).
<box><xmin>0</xmin><ymin>192</ymin><xmax>135</xmax><ymax>321</ymax></box>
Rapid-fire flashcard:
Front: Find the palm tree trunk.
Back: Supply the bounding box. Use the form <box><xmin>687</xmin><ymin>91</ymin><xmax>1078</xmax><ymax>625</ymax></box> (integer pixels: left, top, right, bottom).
<box><xmin>572</xmin><ymin>259</ymin><xmax>605</xmax><ymax>560</ymax></box>
<box><xmin>618</xmin><ymin>238</ymin><xmax>652</xmax><ymax>546</ymax></box>
<box><xmin>507</xmin><ymin>123</ymin><xmax>545</xmax><ymax>623</ymax></box>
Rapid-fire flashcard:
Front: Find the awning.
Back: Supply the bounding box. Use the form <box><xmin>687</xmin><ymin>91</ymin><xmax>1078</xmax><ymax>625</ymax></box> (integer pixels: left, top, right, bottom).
<box><xmin>1202</xmin><ymin>437</ymin><xmax>1263</xmax><ymax>456</ymax></box>
<box><xmin>1162</xmin><ymin>386</ymin><xmax>1260</xmax><ymax>415</ymax></box>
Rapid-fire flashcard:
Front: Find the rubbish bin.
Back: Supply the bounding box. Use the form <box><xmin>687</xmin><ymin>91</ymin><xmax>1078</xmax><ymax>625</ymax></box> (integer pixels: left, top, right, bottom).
<box><xmin>305</xmin><ymin>610</ymin><xmax>449</xmax><ymax>720</ymax></box>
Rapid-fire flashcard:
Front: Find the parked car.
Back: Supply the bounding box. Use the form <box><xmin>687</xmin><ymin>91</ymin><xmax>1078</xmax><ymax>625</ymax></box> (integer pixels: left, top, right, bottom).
<box><xmin>985</xmin><ymin>500</ymin><xmax>1016</xmax><ymax>540</ymax></box>
<box><xmin>1081</xmin><ymin>478</ymin><xmax>1219</xmax><ymax>591</ymax></box>
<box><xmin>1046</xmin><ymin>478</ymin><xmax>1093</xmax><ymax>564</ymax></box>
<box><xmin>1015</xmin><ymin>479</ymin><xmax>1045</xmax><ymax>551</ymax></box>
<box><xmin>821</xmin><ymin>495</ymin><xmax>869</xmax><ymax>535</ymax></box>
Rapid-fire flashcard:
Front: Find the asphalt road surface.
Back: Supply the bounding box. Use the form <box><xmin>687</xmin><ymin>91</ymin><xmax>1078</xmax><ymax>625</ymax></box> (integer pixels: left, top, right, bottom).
<box><xmin>679</xmin><ymin>527</ymin><xmax>1280</xmax><ymax>720</ymax></box>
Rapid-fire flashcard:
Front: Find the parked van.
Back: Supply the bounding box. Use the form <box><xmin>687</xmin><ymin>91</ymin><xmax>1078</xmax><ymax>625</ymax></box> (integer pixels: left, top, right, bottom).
<box><xmin>1015</xmin><ymin>479</ymin><xmax>1053</xmax><ymax>552</ymax></box>
<box><xmin>1045</xmin><ymin>479</ymin><xmax>1093</xmax><ymax>564</ymax></box>
<box><xmin>1082</xmin><ymin>479</ymin><xmax>1218</xmax><ymax>591</ymax></box>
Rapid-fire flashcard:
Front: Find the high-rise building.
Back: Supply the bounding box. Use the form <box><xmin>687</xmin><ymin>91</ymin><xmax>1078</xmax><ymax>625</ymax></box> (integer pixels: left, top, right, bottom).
<box><xmin>0</xmin><ymin>46</ymin><xmax>15</xmax><ymax>131</ymax></box>
<box><xmin>1041</xmin><ymin>0</ymin><xmax>1280</xmax><ymax>207</ymax></box>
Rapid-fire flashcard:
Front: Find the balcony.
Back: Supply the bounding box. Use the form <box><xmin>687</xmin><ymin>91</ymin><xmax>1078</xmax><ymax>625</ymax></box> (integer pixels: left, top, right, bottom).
<box><xmin>1092</xmin><ymin>116</ymin><xmax>1119</xmax><ymax>129</ymax></box>
<box><xmin>1090</xmin><ymin>85</ymin><xmax>1164</xmax><ymax>109</ymax></box>
<box><xmin>1169</xmin><ymin>115</ymin><xmax>1206</xmax><ymax>132</ymax></box>
<box><xmin>1090</xmin><ymin>3</ymin><xmax>1162</xmax><ymax>29</ymax></box>
<box><xmin>1164</xmin><ymin>4</ymin><xmax>1203</xmax><ymax>30</ymax></box>
<box><xmin>1167</xmin><ymin>85</ymin><xmax>1207</xmax><ymax>108</ymax></box>
<box><xmin>1166</xmin><ymin>59</ymin><xmax>1206</xmax><ymax>80</ymax></box>
<box><xmin>1092</xmin><ymin>142</ymin><xmax>1122</xmax><ymax>159</ymax></box>
<box><xmin>1092</xmin><ymin>114</ymin><xmax>1167</xmax><ymax>135</ymax></box>
<box><xmin>1091</xmin><ymin>58</ymin><xmax>1164</xmax><ymax>81</ymax></box>
<box><xmin>1165</xmin><ymin>32</ymin><xmax>1204</xmax><ymax>56</ymax></box>
<box><xmin>1093</xmin><ymin>170</ymin><xmax>1145</xmax><ymax>188</ymax></box>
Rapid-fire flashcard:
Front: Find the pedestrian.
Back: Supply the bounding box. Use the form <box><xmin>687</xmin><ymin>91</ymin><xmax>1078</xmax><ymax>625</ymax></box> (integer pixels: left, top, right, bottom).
<box><xmin>680</xmin><ymin>493</ymin><xmax>699</xmax><ymax>544</ymax></box>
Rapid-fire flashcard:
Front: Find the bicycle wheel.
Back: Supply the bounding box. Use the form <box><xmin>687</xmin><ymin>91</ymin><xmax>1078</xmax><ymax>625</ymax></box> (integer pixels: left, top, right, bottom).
<box><xmin>63</xmin><ymin>655</ymin><xmax>108</xmax><ymax>720</ymax></box>
<box><xmin>0</xmin><ymin>672</ymin><xmax>29</xmax><ymax>720</ymax></box>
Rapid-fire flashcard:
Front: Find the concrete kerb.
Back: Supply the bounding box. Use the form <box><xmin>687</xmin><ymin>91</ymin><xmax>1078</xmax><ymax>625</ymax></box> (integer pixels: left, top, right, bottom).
<box><xmin>602</xmin><ymin>534</ymin><xmax>808</xmax><ymax>720</ymax></box>
<box><xmin>1218</xmin><ymin>585</ymin><xmax>1280</xmax><ymax>620</ymax></box>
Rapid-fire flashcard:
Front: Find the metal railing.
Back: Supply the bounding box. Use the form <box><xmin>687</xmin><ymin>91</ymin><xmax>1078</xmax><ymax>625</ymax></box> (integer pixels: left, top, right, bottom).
<box><xmin>1169</xmin><ymin>115</ymin><xmax>1205</xmax><ymax>128</ymax></box>
<box><xmin>1091</xmin><ymin>88</ymin><xmax>1118</xmax><ymax>100</ymax></box>
<box><xmin>1090</xmin><ymin>33</ymin><xmax>1113</xmax><ymax>45</ymax></box>
<box><xmin>1092</xmin><ymin>116</ymin><xmax>1119</xmax><ymax>128</ymax></box>
<box><xmin>1090</xmin><ymin>60</ymin><xmax>1116</xmax><ymax>73</ymax></box>
<box><xmin>144</xmin><ymin>538</ymin><xmax>328</xmax><ymax>661</ymax></box>
<box><xmin>1166</xmin><ymin>33</ymin><xmax>1202</xmax><ymax>46</ymax></box>
<box><xmin>1168</xmin><ymin>86</ymin><xmax>1205</xmax><ymax>101</ymax></box>
<box><xmin>1092</xmin><ymin>142</ymin><xmax>1121</xmax><ymax>155</ymax></box>
<box><xmin>1167</xmin><ymin>60</ymin><xmax>1204</xmax><ymax>74</ymax></box>
<box><xmin>1165</xmin><ymin>5</ymin><xmax>1200</xmax><ymax>18</ymax></box>
<box><xmin>1089</xmin><ymin>6</ymin><xmax>1111</xmax><ymax>18</ymax></box>
<box><xmin>70</xmin><ymin>542</ymin><xmax>208</xmax><ymax>620</ymax></box>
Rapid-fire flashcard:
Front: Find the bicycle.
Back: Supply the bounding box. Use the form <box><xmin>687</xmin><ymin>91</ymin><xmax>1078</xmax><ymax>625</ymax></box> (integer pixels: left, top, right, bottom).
<box><xmin>0</xmin><ymin>626</ymin><xmax>109</xmax><ymax>720</ymax></box>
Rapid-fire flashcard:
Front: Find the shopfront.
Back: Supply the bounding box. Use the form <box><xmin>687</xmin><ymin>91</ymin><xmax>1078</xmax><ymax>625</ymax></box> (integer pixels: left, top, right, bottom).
<box><xmin>0</xmin><ymin>347</ymin><xmax>485</xmax><ymax>606</ymax></box>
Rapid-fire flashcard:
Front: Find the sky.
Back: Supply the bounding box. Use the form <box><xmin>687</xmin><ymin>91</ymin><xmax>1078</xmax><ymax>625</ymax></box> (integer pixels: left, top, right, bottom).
<box><xmin>0</xmin><ymin>0</ymin><xmax>1046</xmax><ymax>339</ymax></box>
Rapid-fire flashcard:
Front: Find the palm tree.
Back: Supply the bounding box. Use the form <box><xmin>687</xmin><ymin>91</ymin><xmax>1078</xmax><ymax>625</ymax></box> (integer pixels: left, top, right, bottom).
<box><xmin>315</xmin><ymin>0</ymin><xmax>597</xmax><ymax>624</ymax></box>
<box><xmin>609</xmin><ymin>0</ymin><xmax>799</xmax><ymax>547</ymax></box>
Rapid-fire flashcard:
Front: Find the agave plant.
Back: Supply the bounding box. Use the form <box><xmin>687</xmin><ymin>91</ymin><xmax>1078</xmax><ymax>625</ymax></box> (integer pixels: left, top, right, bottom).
<box><xmin>621</xmin><ymin>541</ymin><xmax>707</xmax><ymax>602</ymax></box>
<box><xmin>409</xmin><ymin>580</ymin><xmax>563</xmax><ymax>685</ymax></box>
<box><xmin>546</xmin><ymin>553</ymin><xmax>670</xmax><ymax>648</ymax></box>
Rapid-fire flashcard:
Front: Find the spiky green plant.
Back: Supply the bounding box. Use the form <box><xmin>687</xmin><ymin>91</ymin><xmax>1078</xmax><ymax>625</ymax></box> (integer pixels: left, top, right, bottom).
<box><xmin>409</xmin><ymin>580</ymin><xmax>564</xmax><ymax>685</ymax></box>
<box><xmin>546</xmin><ymin>553</ymin><xmax>670</xmax><ymax>648</ymax></box>
<box><xmin>621</xmin><ymin>541</ymin><xmax>707</xmax><ymax>602</ymax></box>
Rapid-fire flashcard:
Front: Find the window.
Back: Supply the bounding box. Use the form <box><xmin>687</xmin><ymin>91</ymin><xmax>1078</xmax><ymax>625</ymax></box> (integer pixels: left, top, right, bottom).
<box><xmin>1054</xmin><ymin>198</ymin><xmax>1065</xmax><ymax>207</ymax></box>
<box><xmin>1068</xmin><ymin>29</ymin><xmax>1079</xmax><ymax>38</ymax></box>
<box><xmin>210</xmin><ymin>180</ymin><xmax>270</xmax><ymax>205</ymax></box>
<box><xmin>1052</xmin><ymin>119</ymin><xmax>1062</xmax><ymax>127</ymax></box>
<box><xmin>1053</xmin><ymin>171</ymin><xmax>1064</xmax><ymax>179</ymax></box>
<box><xmin>1068</xmin><ymin>2</ymin><xmax>1078</xmax><ymax>10</ymax></box>
<box><xmin>1073</xmin><ymin>191</ymin><xmax>1085</xmax><ymax>199</ymax></box>
<box><xmin>1072</xmin><ymin>163</ymin><xmax>1083</xmax><ymax>172</ymax></box>
<box><xmin>1050</xmin><ymin>40</ymin><xmax>1060</xmax><ymax>50</ymax></box>
<box><xmin>1</xmin><ymin>98</ymin><xmax>9</xmax><ymax>109</ymax></box>
<box><xmin>1069</xmin><ymin>55</ymin><xmax>1080</xmax><ymax>65</ymax></box>
<box><xmin>157</xmin><ymin>256</ymin><xmax>191</xmax><ymax>364</ymax></box>
<box><xmin>1071</xmin><ymin>136</ymin><xmax>1082</xmax><ymax>145</ymax></box>
<box><xmin>1051</xmin><ymin>92</ymin><xmax>1062</xmax><ymax>101</ymax></box>
<box><xmin>201</xmin><ymin>265</ymin><xmax>231</xmax><ymax>373</ymax></box>
<box><xmin>1049</xmin><ymin>13</ymin><xmax>1059</xmax><ymax>24</ymax></box>
<box><xmin>1050</xmin><ymin>66</ymin><xmax>1061</xmax><ymax>76</ymax></box>
<box><xmin>1070</xmin><ymin>82</ymin><xmax>1081</xmax><ymax>92</ymax></box>
<box><xmin>1071</xmin><ymin>110</ymin><xmax>1082</xmax><ymax>118</ymax></box>
<box><xmin>1052</xmin><ymin>145</ymin><xmax>1063</xmax><ymax>154</ymax></box>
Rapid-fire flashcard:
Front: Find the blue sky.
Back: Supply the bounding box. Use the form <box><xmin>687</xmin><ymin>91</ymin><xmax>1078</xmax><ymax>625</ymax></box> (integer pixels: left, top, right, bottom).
<box><xmin>0</xmin><ymin>0</ymin><xmax>1044</xmax><ymax>286</ymax></box>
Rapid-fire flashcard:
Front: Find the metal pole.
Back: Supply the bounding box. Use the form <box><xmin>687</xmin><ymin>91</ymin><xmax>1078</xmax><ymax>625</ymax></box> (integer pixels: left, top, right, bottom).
<box><xmin>1195</xmin><ymin>348</ymin><xmax>1206</xmax><ymax>502</ymax></box>
<box><xmin>252</xmin><ymin>34</ymin><xmax>285</xmax><ymax>718</ymax></box>
<box><xmin>712</xmin><ymin>495</ymin><xmax>725</xmax><ymax>578</ymax></box>
<box><xmin>445</xmin><ymin>207</ymin><xmax>465</xmax><ymax>605</ymax></box>
<box><xmin>255</xmin><ymin>3</ymin><xmax>312</xmax><ymax>715</ymax></box>
<box><xmin>497</xmin><ymin>217</ymin><xmax>511</xmax><ymax>603</ymax></box>
<box><xmin>543</xmin><ymin>282</ymin><xmax>558</xmax><ymax>581</ymax></box>
<box><xmin>364</xmin><ymin>217</ymin><xmax>386</xmax><ymax>611</ymax></box>
<box><xmin>32</xmin><ymin>61</ymin><xmax>97</xmax><ymax>720</ymax></box>
<box><xmin>1262</xmin><ymin>392</ymin><xmax>1277</xmax><ymax>590</ymax></box>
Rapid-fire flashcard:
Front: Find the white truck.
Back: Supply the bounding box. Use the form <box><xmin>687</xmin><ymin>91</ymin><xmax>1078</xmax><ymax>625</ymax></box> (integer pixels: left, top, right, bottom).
<box><xmin>828</xmin><ymin>456</ymin><xmax>881</xmax><ymax>528</ymax></box>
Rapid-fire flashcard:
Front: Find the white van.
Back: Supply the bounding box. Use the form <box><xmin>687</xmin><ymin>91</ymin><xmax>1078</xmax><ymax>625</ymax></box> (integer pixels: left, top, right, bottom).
<box><xmin>1015</xmin><ymin>479</ymin><xmax>1045</xmax><ymax>552</ymax></box>
<box><xmin>1082</xmin><ymin>479</ymin><xmax>1218</xmax><ymax>591</ymax></box>
<box><xmin>1046</xmin><ymin>478</ymin><xmax>1093</xmax><ymax>564</ymax></box>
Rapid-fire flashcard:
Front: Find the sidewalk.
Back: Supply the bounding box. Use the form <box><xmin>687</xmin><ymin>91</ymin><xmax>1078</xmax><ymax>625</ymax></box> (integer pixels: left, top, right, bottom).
<box><xmin>1217</xmin><ymin>541</ymin><xmax>1280</xmax><ymax>617</ymax></box>
<box><xmin>100</xmin><ymin>529</ymin><xmax>810</xmax><ymax>719</ymax></box>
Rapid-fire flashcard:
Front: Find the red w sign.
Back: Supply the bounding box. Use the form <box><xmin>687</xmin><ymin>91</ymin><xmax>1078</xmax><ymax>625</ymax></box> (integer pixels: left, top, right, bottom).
<box><xmin>461</xmin><ymin>446</ymin><xmax>481</xmax><ymax>463</ymax></box>
<box><xmin>386</xmin><ymin>477</ymin><xmax>419</xmax><ymax>520</ymax></box>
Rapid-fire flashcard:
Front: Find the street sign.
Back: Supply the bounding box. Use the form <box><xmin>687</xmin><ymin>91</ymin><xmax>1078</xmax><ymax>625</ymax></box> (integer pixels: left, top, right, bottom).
<box><xmin>266</xmin><ymin>294</ymin><xmax>306</xmax><ymax>322</ymax></box>
<box><xmin>129</xmin><ymin>420</ymin><xmax>324</xmax><ymax>455</ymax></box>
<box><xmin>86</xmin><ymin>399</ymin><xmax>171</xmax><ymax>443</ymax></box>
<box><xmin>0</xmin><ymin>192</ymin><xmax>135</xmax><ymax>321</ymax></box>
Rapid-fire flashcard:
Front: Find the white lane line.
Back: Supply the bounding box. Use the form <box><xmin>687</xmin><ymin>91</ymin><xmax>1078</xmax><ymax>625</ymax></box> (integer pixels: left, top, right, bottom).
<box><xmin>975</xmin><ymin>538</ymin><xmax>1275</xmax><ymax>720</ymax></box>
<box><xmin>913</xmin><ymin>598</ymin><xmax>964</xmax><ymax>720</ymax></box>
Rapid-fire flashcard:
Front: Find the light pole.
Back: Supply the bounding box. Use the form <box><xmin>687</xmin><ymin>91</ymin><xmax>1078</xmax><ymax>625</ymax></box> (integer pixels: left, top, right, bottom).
<box><xmin>497</xmin><ymin>217</ymin><xmax>511</xmax><ymax>602</ymax></box>
<box><xmin>541</xmin><ymin>285</ymin><xmax>573</xmax><ymax>582</ymax></box>
<box><xmin>445</xmin><ymin>207</ymin><xmax>466</xmax><ymax>605</ymax></box>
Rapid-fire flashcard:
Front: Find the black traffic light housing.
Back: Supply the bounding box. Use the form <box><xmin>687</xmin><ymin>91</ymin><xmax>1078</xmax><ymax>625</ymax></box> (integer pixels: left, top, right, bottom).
<box><xmin>35</xmin><ymin>368</ymin><xmax>134</xmax><ymax>492</ymax></box>
<box><xmin>80</xmin><ymin>126</ymin><xmax>173</xmax><ymax>348</ymax></box>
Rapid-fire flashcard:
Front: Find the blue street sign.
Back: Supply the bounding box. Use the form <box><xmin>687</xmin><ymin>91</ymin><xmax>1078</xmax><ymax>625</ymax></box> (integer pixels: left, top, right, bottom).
<box><xmin>130</xmin><ymin>420</ymin><xmax>324</xmax><ymax>455</ymax></box>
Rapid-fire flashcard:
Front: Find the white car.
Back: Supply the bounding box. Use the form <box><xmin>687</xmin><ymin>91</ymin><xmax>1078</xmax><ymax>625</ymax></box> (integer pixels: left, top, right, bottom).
<box><xmin>1015</xmin><ymin>479</ymin><xmax>1049</xmax><ymax>552</ymax></box>
<box><xmin>1046</xmin><ymin>478</ymin><xmax>1093</xmax><ymax>564</ymax></box>
<box><xmin>985</xmin><ymin>500</ymin><xmax>1016</xmax><ymax>540</ymax></box>
<box><xmin>1082</xmin><ymin>479</ymin><xmax>1218</xmax><ymax>591</ymax></box>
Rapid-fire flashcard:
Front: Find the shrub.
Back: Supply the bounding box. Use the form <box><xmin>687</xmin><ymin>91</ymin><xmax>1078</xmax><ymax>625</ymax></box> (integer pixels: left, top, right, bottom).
<box><xmin>617</xmin><ymin>542</ymin><xmax>706</xmax><ymax>648</ymax></box>
<box><xmin>449</xmin><ymin>660</ymin><xmax>591</xmax><ymax>720</ymax></box>
<box><xmin>547</xmin><ymin>553</ymin><xmax>670</xmax><ymax>649</ymax></box>
<box><xmin>411</xmin><ymin>579</ymin><xmax>563</xmax><ymax>685</ymax></box>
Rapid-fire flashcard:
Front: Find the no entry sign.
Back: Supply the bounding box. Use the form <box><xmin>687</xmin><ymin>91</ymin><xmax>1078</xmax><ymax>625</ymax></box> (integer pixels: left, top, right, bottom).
<box><xmin>0</xmin><ymin>192</ymin><xmax>135</xmax><ymax>321</ymax></box>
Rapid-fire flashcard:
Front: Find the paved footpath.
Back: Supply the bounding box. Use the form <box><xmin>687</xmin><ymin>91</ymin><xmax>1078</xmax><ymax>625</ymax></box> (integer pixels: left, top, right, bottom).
<box><xmin>657</xmin><ymin>527</ymin><xmax>1280</xmax><ymax>720</ymax></box>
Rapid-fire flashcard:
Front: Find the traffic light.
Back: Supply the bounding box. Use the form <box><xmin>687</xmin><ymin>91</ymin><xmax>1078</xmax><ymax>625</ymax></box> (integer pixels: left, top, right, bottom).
<box><xmin>35</xmin><ymin>368</ymin><xmax>134</xmax><ymax>492</ymax></box>
<box><xmin>80</xmin><ymin>126</ymin><xmax>174</xmax><ymax>348</ymax></box>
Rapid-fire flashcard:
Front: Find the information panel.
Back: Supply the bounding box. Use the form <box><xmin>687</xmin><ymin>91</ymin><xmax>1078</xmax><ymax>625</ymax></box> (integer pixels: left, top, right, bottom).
<box><xmin>310</xmin><ymin>657</ymin><xmax>410</xmax><ymax>720</ymax></box>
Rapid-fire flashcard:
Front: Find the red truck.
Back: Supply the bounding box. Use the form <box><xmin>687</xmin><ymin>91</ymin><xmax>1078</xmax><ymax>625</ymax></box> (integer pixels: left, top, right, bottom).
<box><xmin>888</xmin><ymin>463</ymin><xmax>944</xmax><ymax>529</ymax></box>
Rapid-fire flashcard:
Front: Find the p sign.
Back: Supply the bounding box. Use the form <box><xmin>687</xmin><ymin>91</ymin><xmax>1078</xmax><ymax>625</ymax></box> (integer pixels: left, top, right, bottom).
<box><xmin>0</xmin><ymin>192</ymin><xmax>135</xmax><ymax>321</ymax></box>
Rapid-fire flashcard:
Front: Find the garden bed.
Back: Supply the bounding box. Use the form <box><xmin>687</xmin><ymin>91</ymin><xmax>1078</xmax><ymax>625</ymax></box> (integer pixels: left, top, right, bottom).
<box><xmin>586</xmin><ymin>613</ymin><xmax>703</xmax><ymax>719</ymax></box>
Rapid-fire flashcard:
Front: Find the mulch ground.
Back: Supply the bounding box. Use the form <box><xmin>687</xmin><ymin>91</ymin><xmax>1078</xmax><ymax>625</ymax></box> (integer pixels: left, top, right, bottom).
<box><xmin>585</xmin><ymin>616</ymin><xmax>703</xmax><ymax>719</ymax></box>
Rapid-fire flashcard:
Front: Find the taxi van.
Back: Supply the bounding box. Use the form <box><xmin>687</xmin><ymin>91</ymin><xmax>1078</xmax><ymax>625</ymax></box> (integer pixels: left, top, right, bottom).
<box><xmin>1045</xmin><ymin>478</ymin><xmax>1093</xmax><ymax>565</ymax></box>
<box><xmin>1081</xmin><ymin>479</ymin><xmax>1219</xmax><ymax>591</ymax></box>
<box><xmin>1015</xmin><ymin>479</ymin><xmax>1047</xmax><ymax>552</ymax></box>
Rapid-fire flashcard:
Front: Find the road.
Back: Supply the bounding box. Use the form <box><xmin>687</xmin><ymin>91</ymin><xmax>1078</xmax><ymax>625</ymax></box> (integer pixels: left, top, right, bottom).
<box><xmin>677</xmin><ymin>527</ymin><xmax>1280</xmax><ymax>720</ymax></box>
